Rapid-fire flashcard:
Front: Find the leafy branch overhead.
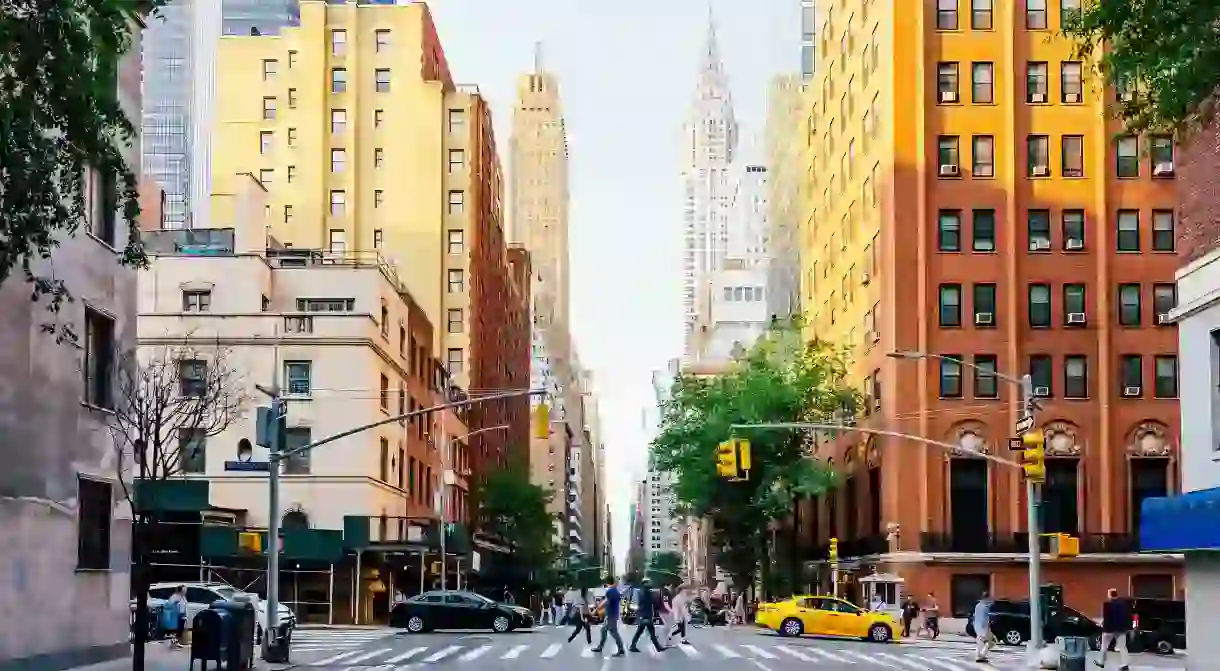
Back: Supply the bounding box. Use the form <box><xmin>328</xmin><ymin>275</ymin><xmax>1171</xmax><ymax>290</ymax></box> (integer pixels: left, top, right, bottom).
<box><xmin>0</xmin><ymin>0</ymin><xmax>166</xmax><ymax>341</ymax></box>
<box><xmin>1062</xmin><ymin>0</ymin><xmax>1220</xmax><ymax>134</ymax></box>
<box><xmin>475</xmin><ymin>466</ymin><xmax>560</xmax><ymax>566</ymax></box>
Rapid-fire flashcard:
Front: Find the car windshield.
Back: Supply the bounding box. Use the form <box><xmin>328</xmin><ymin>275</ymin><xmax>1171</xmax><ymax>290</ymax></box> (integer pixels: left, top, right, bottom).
<box><xmin>214</xmin><ymin>587</ymin><xmax>236</xmax><ymax>598</ymax></box>
<box><xmin>467</xmin><ymin>593</ymin><xmax>496</xmax><ymax>604</ymax></box>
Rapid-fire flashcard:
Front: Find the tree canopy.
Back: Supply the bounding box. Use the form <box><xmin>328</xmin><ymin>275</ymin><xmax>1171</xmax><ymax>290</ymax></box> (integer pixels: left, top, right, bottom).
<box><xmin>0</xmin><ymin>0</ymin><xmax>162</xmax><ymax>342</ymax></box>
<box><xmin>647</xmin><ymin>551</ymin><xmax>684</xmax><ymax>586</ymax></box>
<box><xmin>1062</xmin><ymin>0</ymin><xmax>1220</xmax><ymax>134</ymax></box>
<box><xmin>474</xmin><ymin>465</ymin><xmax>560</xmax><ymax>575</ymax></box>
<box><xmin>650</xmin><ymin>318</ymin><xmax>856</xmax><ymax>591</ymax></box>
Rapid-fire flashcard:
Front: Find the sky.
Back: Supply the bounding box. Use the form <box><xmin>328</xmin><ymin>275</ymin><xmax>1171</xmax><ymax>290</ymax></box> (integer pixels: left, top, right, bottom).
<box><xmin>430</xmin><ymin>0</ymin><xmax>800</xmax><ymax>568</ymax></box>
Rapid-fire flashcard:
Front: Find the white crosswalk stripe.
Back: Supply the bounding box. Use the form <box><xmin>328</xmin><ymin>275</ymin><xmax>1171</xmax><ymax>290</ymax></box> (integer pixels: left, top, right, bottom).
<box><xmin>539</xmin><ymin>642</ymin><xmax>562</xmax><ymax>658</ymax></box>
<box><xmin>841</xmin><ymin>647</ymin><xmax>899</xmax><ymax>667</ymax></box>
<box><xmin>422</xmin><ymin>645</ymin><xmax>462</xmax><ymax>662</ymax></box>
<box><xmin>712</xmin><ymin>643</ymin><xmax>741</xmax><ymax>658</ymax></box>
<box><xmin>384</xmin><ymin>647</ymin><xmax>427</xmax><ymax>663</ymax></box>
<box><xmin>502</xmin><ymin>644</ymin><xmax>529</xmax><ymax>659</ymax></box>
<box><xmin>458</xmin><ymin>644</ymin><xmax>493</xmax><ymax>661</ymax></box>
<box><xmin>879</xmin><ymin>650</ymin><xmax>934</xmax><ymax>670</ymax></box>
<box><xmin>742</xmin><ymin>644</ymin><xmax>777</xmax><ymax>659</ymax></box>
<box><xmin>912</xmin><ymin>653</ymin><xmax>976</xmax><ymax>671</ymax></box>
<box><xmin>677</xmin><ymin>643</ymin><xmax>700</xmax><ymax>657</ymax></box>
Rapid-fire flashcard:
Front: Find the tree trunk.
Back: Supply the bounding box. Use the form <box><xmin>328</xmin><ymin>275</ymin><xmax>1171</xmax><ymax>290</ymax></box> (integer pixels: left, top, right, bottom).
<box><xmin>130</xmin><ymin>513</ymin><xmax>148</xmax><ymax>671</ymax></box>
<box><xmin>756</xmin><ymin>531</ymin><xmax>769</xmax><ymax>602</ymax></box>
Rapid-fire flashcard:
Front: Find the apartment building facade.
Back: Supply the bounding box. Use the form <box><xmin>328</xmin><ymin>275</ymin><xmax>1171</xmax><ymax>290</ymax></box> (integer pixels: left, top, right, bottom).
<box><xmin>797</xmin><ymin>0</ymin><xmax>1181</xmax><ymax>616</ymax></box>
<box><xmin>0</xmin><ymin>18</ymin><xmax>146</xmax><ymax>669</ymax></box>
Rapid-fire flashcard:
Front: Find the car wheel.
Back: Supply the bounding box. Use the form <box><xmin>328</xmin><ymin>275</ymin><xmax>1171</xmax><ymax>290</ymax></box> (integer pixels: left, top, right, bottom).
<box><xmin>406</xmin><ymin>615</ymin><xmax>426</xmax><ymax>633</ymax></box>
<box><xmin>493</xmin><ymin>616</ymin><xmax>511</xmax><ymax>633</ymax></box>
<box><xmin>779</xmin><ymin>618</ymin><xmax>803</xmax><ymax>637</ymax></box>
<box><xmin>868</xmin><ymin>623</ymin><xmax>892</xmax><ymax>643</ymax></box>
<box><xmin>1003</xmin><ymin>629</ymin><xmax>1025</xmax><ymax>646</ymax></box>
<box><xmin>1155</xmin><ymin>639</ymin><xmax>1175</xmax><ymax>655</ymax></box>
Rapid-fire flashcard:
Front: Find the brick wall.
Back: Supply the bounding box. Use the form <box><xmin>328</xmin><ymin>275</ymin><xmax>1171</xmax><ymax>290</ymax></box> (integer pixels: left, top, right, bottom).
<box><xmin>1177</xmin><ymin>111</ymin><xmax>1220</xmax><ymax>263</ymax></box>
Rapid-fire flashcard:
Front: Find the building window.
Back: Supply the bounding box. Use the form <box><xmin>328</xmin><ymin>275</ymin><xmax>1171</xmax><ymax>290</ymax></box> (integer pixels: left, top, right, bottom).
<box><xmin>182</xmin><ymin>290</ymin><xmax>211</xmax><ymax>312</ymax></box>
<box><xmin>259</xmin><ymin>131</ymin><xmax>273</xmax><ymax>155</ymax></box>
<box><xmin>83</xmin><ymin>167</ymin><xmax>118</xmax><ymax>246</ymax></box>
<box><xmin>178</xmin><ymin>359</ymin><xmax>207</xmax><ymax>397</ymax></box>
<box><xmin>1062</xmin><ymin>210</ymin><xmax>1085</xmax><ymax>249</ymax></box>
<box><xmin>937</xmin><ymin>136</ymin><xmax>960</xmax><ymax>175</ymax></box>
<box><xmin>973</xmin><ymin>283</ymin><xmax>996</xmax><ymax>327</ymax></box>
<box><xmin>178</xmin><ymin>428</ymin><xmax>205</xmax><ymax>473</ymax></box>
<box><xmin>937</xmin><ymin>62</ymin><xmax>959</xmax><ymax>102</ymax></box>
<box><xmin>1063</xmin><ymin>284</ymin><xmax>1086</xmax><ymax>324</ymax></box>
<box><xmin>329</xmin><ymin>190</ymin><xmax>346</xmax><ymax>216</ymax></box>
<box><xmin>283</xmin><ymin>428</ymin><xmax>310</xmax><ymax>474</ymax></box>
<box><xmin>447</xmin><ymin>308</ymin><xmax>463</xmax><ymax>334</ymax></box>
<box><xmin>330</xmin><ymin>29</ymin><xmax>346</xmax><ymax>55</ymax></box>
<box><xmin>939</xmin><ymin>284</ymin><xmax>962</xmax><ymax>327</ymax></box>
<box><xmin>287</xmin><ymin>166</ymin><xmax>296</xmax><ymax>183</ymax></box>
<box><xmin>447</xmin><ymin>269</ymin><xmax>464</xmax><ymax>293</ymax></box>
<box><xmin>331</xmin><ymin>68</ymin><xmax>347</xmax><ymax>93</ymax></box>
<box><xmin>1029</xmin><ymin>354</ymin><xmax>1053</xmax><ymax>396</ymax></box>
<box><xmin>1026</xmin><ymin>0</ymin><xmax>1048</xmax><ymax>29</ymax></box>
<box><xmin>285</xmin><ymin>361</ymin><xmax>311</xmax><ymax>396</ymax></box>
<box><xmin>971</xmin><ymin>62</ymin><xmax>993</xmax><ymax>103</ymax></box>
<box><xmin>1153</xmin><ymin>283</ymin><xmax>1177</xmax><ymax>321</ymax></box>
<box><xmin>938</xmin><ymin>210</ymin><xmax>961</xmax><ymax>251</ymax></box>
<box><xmin>331</xmin><ymin>109</ymin><xmax>346</xmax><ymax>135</ymax></box>
<box><xmin>937</xmin><ymin>0</ymin><xmax>959</xmax><ymax>30</ymax></box>
<box><xmin>448</xmin><ymin>149</ymin><xmax>465</xmax><ymax>173</ymax></box>
<box><xmin>448</xmin><ymin>109</ymin><xmax>465</xmax><ymax>132</ymax></box>
<box><xmin>1117</xmin><ymin>136</ymin><xmax>1139</xmax><ymax>177</ymax></box>
<box><xmin>1028</xmin><ymin>210</ymin><xmax>1052</xmax><ymax>251</ymax></box>
<box><xmin>83</xmin><ymin>309</ymin><xmax>114</xmax><ymax>408</ymax></box>
<box><xmin>972</xmin><ymin>0</ymin><xmax>993</xmax><ymax>29</ymax></box>
<box><xmin>972</xmin><ymin>135</ymin><xmax>994</xmax><ymax>177</ymax></box>
<box><xmin>448</xmin><ymin>191</ymin><xmax>464</xmax><ymax>214</ymax></box>
<box><xmin>973</xmin><ymin>354</ymin><xmax>999</xmax><ymax>398</ymax></box>
<box><xmin>287</xmin><ymin>88</ymin><xmax>297</xmax><ymax>108</ymax></box>
<box><xmin>1026</xmin><ymin>62</ymin><xmax>1049</xmax><ymax>102</ymax></box>
<box><xmin>375</xmin><ymin>69</ymin><xmax>391</xmax><ymax>92</ymax></box>
<box><xmin>1062</xmin><ymin>135</ymin><xmax>1084</xmax><ymax>177</ymax></box>
<box><xmin>379</xmin><ymin>374</ymin><xmax>390</xmax><ymax>411</ymax></box>
<box><xmin>1028</xmin><ymin>284</ymin><xmax>1051</xmax><ymax>328</ymax></box>
<box><xmin>375</xmin><ymin>29</ymin><xmax>390</xmax><ymax>52</ymax></box>
<box><xmin>283</xmin><ymin>205</ymin><xmax>293</xmax><ymax>224</ymax></box>
<box><xmin>1121</xmin><ymin>355</ymin><xmax>1143</xmax><ymax>395</ymax></box>
<box><xmin>374</xmin><ymin>190</ymin><xmax>384</xmax><ymax>208</ymax></box>
<box><xmin>258</xmin><ymin>169</ymin><xmax>273</xmax><ymax>184</ymax></box>
<box><xmin>1154</xmin><ymin>355</ymin><xmax>1179</xmax><ymax>398</ymax></box>
<box><xmin>447</xmin><ymin>229</ymin><xmax>464</xmax><ymax>254</ymax></box>
<box><xmin>1061</xmin><ymin>62</ymin><xmax>1083</xmax><ymax>102</ymax></box>
<box><xmin>1043</xmin><ymin>459</ymin><xmax>1079</xmax><ymax>534</ymax></box>
<box><xmin>262</xmin><ymin>97</ymin><xmax>276</xmax><ymax>120</ymax></box>
<box><xmin>372</xmin><ymin>229</ymin><xmax>383</xmax><ymax>250</ymax></box>
<box><xmin>939</xmin><ymin>355</ymin><xmax>964</xmax><ymax>398</ymax></box>
<box><xmin>76</xmin><ymin>477</ymin><xmax>112</xmax><ymax>570</ymax></box>
<box><xmin>374</xmin><ymin>148</ymin><xmax>384</xmax><ymax>168</ymax></box>
<box><xmin>447</xmin><ymin>348</ymin><xmax>464</xmax><ymax>374</ymax></box>
<box><xmin>1064</xmin><ymin>356</ymin><xmax>1088</xmax><ymax>399</ymax></box>
<box><xmin>1116</xmin><ymin>210</ymin><xmax>1140</xmax><ymax>252</ymax></box>
<box><xmin>1118</xmin><ymin>283</ymin><xmax>1142</xmax><ymax>326</ymax></box>
<box><xmin>1061</xmin><ymin>0</ymin><xmax>1082</xmax><ymax>24</ymax></box>
<box><xmin>1151</xmin><ymin>137</ymin><xmax>1175</xmax><ymax>175</ymax></box>
<box><xmin>1027</xmin><ymin>135</ymin><xmax>1050</xmax><ymax>176</ymax></box>
<box><xmin>374</xmin><ymin>109</ymin><xmax>384</xmax><ymax>127</ymax></box>
<box><xmin>1152</xmin><ymin>210</ymin><xmax>1175</xmax><ymax>252</ymax></box>
<box><xmin>972</xmin><ymin>209</ymin><xmax>996</xmax><ymax>252</ymax></box>
<box><xmin>261</xmin><ymin>59</ymin><xmax>277</xmax><ymax>80</ymax></box>
<box><xmin>330</xmin><ymin>148</ymin><xmax>346</xmax><ymax>173</ymax></box>
<box><xmin>328</xmin><ymin>229</ymin><xmax>345</xmax><ymax>255</ymax></box>
<box><xmin>287</xmin><ymin>127</ymin><xmax>297</xmax><ymax>146</ymax></box>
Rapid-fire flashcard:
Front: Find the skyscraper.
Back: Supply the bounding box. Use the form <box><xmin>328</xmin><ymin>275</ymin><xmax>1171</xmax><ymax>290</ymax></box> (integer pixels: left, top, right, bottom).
<box><xmin>681</xmin><ymin>10</ymin><xmax>738</xmax><ymax>357</ymax></box>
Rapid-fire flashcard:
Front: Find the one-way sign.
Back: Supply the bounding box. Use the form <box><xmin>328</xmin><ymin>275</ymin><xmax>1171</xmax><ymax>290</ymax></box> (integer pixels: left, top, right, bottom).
<box><xmin>1014</xmin><ymin>416</ymin><xmax>1034</xmax><ymax>435</ymax></box>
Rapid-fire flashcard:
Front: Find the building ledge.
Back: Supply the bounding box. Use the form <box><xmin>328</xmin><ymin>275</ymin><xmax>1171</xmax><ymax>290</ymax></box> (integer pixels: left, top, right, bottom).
<box><xmin>1170</xmin><ymin>246</ymin><xmax>1220</xmax><ymax>322</ymax></box>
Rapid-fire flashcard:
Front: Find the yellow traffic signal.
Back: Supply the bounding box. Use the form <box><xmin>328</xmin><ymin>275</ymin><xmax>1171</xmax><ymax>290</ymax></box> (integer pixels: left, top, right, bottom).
<box><xmin>533</xmin><ymin>403</ymin><xmax>550</xmax><ymax>439</ymax></box>
<box><xmin>737</xmin><ymin>439</ymin><xmax>752</xmax><ymax>472</ymax></box>
<box><xmin>828</xmin><ymin>537</ymin><xmax>839</xmax><ymax>562</ymax></box>
<box><xmin>237</xmin><ymin>531</ymin><xmax>262</xmax><ymax>554</ymax></box>
<box><xmin>1020</xmin><ymin>430</ymin><xmax>1046</xmax><ymax>482</ymax></box>
<box><xmin>1051</xmin><ymin>533</ymin><xmax>1079</xmax><ymax>558</ymax></box>
<box><xmin>430</xmin><ymin>561</ymin><xmax>442</xmax><ymax>574</ymax></box>
<box><xmin>716</xmin><ymin>440</ymin><xmax>738</xmax><ymax>477</ymax></box>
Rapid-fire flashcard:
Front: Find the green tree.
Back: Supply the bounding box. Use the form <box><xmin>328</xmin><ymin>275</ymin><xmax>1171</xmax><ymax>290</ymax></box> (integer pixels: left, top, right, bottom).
<box><xmin>650</xmin><ymin>317</ymin><xmax>855</xmax><ymax>595</ymax></box>
<box><xmin>0</xmin><ymin>0</ymin><xmax>162</xmax><ymax>342</ymax></box>
<box><xmin>647</xmin><ymin>551</ymin><xmax>684</xmax><ymax>586</ymax></box>
<box><xmin>474</xmin><ymin>465</ymin><xmax>560</xmax><ymax>587</ymax></box>
<box><xmin>1062</xmin><ymin>0</ymin><xmax>1220</xmax><ymax>134</ymax></box>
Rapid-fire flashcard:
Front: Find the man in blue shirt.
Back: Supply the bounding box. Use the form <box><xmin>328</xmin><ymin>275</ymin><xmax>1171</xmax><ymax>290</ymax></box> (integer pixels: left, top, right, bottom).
<box><xmin>591</xmin><ymin>576</ymin><xmax>626</xmax><ymax>656</ymax></box>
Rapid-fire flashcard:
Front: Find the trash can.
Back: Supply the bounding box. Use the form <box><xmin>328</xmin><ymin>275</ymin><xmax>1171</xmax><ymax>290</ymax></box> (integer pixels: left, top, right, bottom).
<box><xmin>263</xmin><ymin>619</ymin><xmax>292</xmax><ymax>664</ymax></box>
<box><xmin>190</xmin><ymin>609</ymin><xmax>228</xmax><ymax>670</ymax></box>
<box><xmin>1057</xmin><ymin>636</ymin><xmax>1089</xmax><ymax>671</ymax></box>
<box><xmin>210</xmin><ymin>599</ymin><xmax>256</xmax><ymax>670</ymax></box>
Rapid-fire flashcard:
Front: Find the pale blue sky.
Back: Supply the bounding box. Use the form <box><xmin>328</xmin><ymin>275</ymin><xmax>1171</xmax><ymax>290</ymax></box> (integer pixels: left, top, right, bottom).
<box><xmin>431</xmin><ymin>0</ymin><xmax>800</xmax><ymax>567</ymax></box>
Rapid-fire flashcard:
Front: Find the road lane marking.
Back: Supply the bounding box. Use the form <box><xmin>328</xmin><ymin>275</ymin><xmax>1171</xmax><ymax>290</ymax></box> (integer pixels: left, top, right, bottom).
<box><xmin>838</xmin><ymin>648</ymin><xmax>898</xmax><ymax>667</ymax></box>
<box><xmin>540</xmin><ymin>643</ymin><xmax>562</xmax><ymax>658</ymax></box>
<box><xmin>742</xmin><ymin>644</ymin><xmax>777</xmax><ymax>659</ymax></box>
<box><xmin>422</xmin><ymin>645</ymin><xmax>462</xmax><ymax>662</ymax></box>
<box><xmin>310</xmin><ymin>650</ymin><xmax>363</xmax><ymax>665</ymax></box>
<box><xmin>502</xmin><ymin>644</ymin><xmax>529</xmax><ymax>659</ymax></box>
<box><xmin>458</xmin><ymin>645</ymin><xmax>493</xmax><ymax>661</ymax></box>
<box><xmin>798</xmin><ymin>646</ymin><xmax>851</xmax><ymax>663</ymax></box>
<box><xmin>677</xmin><ymin>644</ymin><xmax>700</xmax><ymax>658</ymax></box>
<box><xmin>713</xmin><ymin>644</ymin><xmax>741</xmax><ymax>658</ymax></box>
<box><xmin>912</xmin><ymin>654</ymin><xmax>974</xmax><ymax>671</ymax></box>
<box><xmin>600</xmin><ymin>659</ymin><xmax>611</xmax><ymax>671</ymax></box>
<box><xmin>344</xmin><ymin>648</ymin><xmax>393</xmax><ymax>664</ymax></box>
<box><xmin>384</xmin><ymin>647</ymin><xmax>427</xmax><ymax>663</ymax></box>
<box><xmin>747</xmin><ymin>660</ymin><xmax>774</xmax><ymax>671</ymax></box>
<box><xmin>878</xmin><ymin>651</ymin><xmax>933</xmax><ymax>670</ymax></box>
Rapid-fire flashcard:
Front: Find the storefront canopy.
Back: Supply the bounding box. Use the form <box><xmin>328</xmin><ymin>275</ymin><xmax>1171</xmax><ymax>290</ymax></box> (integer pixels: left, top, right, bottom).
<box><xmin>1140</xmin><ymin>487</ymin><xmax>1220</xmax><ymax>552</ymax></box>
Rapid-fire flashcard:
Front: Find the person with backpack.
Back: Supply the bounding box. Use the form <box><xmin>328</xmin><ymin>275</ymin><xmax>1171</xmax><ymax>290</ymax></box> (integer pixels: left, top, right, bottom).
<box><xmin>628</xmin><ymin>578</ymin><xmax>665</xmax><ymax>653</ymax></box>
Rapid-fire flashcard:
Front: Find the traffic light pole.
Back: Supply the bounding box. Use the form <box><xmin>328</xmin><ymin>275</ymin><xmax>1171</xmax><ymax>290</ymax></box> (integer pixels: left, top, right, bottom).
<box><xmin>1021</xmin><ymin>375</ymin><xmax>1045</xmax><ymax>655</ymax></box>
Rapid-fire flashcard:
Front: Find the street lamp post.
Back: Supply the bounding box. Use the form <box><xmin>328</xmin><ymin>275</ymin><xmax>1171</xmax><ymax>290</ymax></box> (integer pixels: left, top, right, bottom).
<box><xmin>886</xmin><ymin>351</ymin><xmax>1045</xmax><ymax>657</ymax></box>
<box><xmin>440</xmin><ymin>424</ymin><xmax>510</xmax><ymax>592</ymax></box>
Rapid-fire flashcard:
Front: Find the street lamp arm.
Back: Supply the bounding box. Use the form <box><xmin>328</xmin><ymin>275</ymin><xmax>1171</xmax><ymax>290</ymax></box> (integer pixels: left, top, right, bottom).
<box><xmin>730</xmin><ymin>422</ymin><xmax>1022</xmax><ymax>469</ymax></box>
<box><xmin>456</xmin><ymin>423</ymin><xmax>511</xmax><ymax>442</ymax></box>
<box><xmin>888</xmin><ymin>351</ymin><xmax>1024</xmax><ymax>387</ymax></box>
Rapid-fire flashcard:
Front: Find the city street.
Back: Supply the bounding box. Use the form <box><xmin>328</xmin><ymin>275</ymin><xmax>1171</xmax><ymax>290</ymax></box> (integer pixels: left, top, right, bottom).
<box><xmin>271</xmin><ymin>624</ymin><xmax>1188</xmax><ymax>671</ymax></box>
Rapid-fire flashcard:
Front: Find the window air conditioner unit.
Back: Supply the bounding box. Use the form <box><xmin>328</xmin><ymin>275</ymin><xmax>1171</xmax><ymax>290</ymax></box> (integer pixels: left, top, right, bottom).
<box><xmin>861</xmin><ymin>272</ymin><xmax>871</xmax><ymax>285</ymax></box>
<box><xmin>1064</xmin><ymin>93</ymin><xmax>1080</xmax><ymax>103</ymax></box>
<box><xmin>1153</xmin><ymin>162</ymin><xmax>1175</xmax><ymax>177</ymax></box>
<box><xmin>1030</xmin><ymin>92</ymin><xmax>1046</xmax><ymax>103</ymax></box>
<box><xmin>1032</xmin><ymin>166</ymin><xmax>1050</xmax><ymax>177</ymax></box>
<box><xmin>939</xmin><ymin>164</ymin><xmax>960</xmax><ymax>177</ymax></box>
<box><xmin>974</xmin><ymin>312</ymin><xmax>994</xmax><ymax>326</ymax></box>
<box><xmin>1158</xmin><ymin>313</ymin><xmax>1172</xmax><ymax>324</ymax></box>
<box><xmin>1121</xmin><ymin>91</ymin><xmax>1135</xmax><ymax>102</ymax></box>
<box><xmin>1124</xmin><ymin>386</ymin><xmax>1142</xmax><ymax>397</ymax></box>
<box><xmin>1067</xmin><ymin>312</ymin><xmax>1086</xmax><ymax>324</ymax></box>
<box><xmin>1065</xmin><ymin>239</ymin><xmax>1084</xmax><ymax>251</ymax></box>
<box><xmin>1033</xmin><ymin>386</ymin><xmax>1050</xmax><ymax>397</ymax></box>
<box><xmin>1031</xmin><ymin>238</ymin><xmax>1052</xmax><ymax>251</ymax></box>
<box><xmin>940</xmin><ymin>90</ymin><xmax>958</xmax><ymax>103</ymax></box>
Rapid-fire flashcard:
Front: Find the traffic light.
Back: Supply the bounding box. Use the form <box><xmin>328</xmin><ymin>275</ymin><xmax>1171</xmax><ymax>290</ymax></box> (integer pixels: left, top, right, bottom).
<box><xmin>1049</xmin><ymin>533</ymin><xmax>1079</xmax><ymax>558</ymax></box>
<box><xmin>237</xmin><ymin>531</ymin><xmax>263</xmax><ymax>554</ymax></box>
<box><xmin>533</xmin><ymin>403</ymin><xmax>550</xmax><ymax>439</ymax></box>
<box><xmin>715</xmin><ymin>440</ymin><xmax>738</xmax><ymax>477</ymax></box>
<box><xmin>737</xmin><ymin>439</ymin><xmax>752</xmax><ymax>472</ymax></box>
<box><xmin>1020</xmin><ymin>430</ymin><xmax>1046</xmax><ymax>482</ymax></box>
<box><xmin>828</xmin><ymin>537</ymin><xmax>839</xmax><ymax>562</ymax></box>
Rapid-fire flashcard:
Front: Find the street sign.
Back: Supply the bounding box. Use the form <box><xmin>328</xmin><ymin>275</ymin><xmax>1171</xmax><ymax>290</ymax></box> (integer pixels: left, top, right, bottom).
<box><xmin>224</xmin><ymin>460</ymin><xmax>271</xmax><ymax>472</ymax></box>
<box><xmin>1014</xmin><ymin>416</ymin><xmax>1034</xmax><ymax>435</ymax></box>
<box><xmin>1008</xmin><ymin>438</ymin><xmax>1024</xmax><ymax>452</ymax></box>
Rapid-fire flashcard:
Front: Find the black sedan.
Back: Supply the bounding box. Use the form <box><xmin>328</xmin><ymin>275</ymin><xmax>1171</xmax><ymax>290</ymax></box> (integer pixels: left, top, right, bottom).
<box><xmin>390</xmin><ymin>590</ymin><xmax>534</xmax><ymax>633</ymax></box>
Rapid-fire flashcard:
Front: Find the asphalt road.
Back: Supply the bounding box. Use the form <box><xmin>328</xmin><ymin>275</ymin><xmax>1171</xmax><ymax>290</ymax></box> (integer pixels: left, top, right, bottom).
<box><xmin>279</xmin><ymin>623</ymin><xmax>1188</xmax><ymax>671</ymax></box>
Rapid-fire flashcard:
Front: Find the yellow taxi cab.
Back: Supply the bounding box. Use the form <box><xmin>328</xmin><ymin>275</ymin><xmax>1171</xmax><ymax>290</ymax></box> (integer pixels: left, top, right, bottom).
<box><xmin>755</xmin><ymin>595</ymin><xmax>900</xmax><ymax>643</ymax></box>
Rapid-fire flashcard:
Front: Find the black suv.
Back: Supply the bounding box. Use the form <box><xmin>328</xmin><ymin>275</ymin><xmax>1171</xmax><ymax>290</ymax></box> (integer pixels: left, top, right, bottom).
<box><xmin>1121</xmin><ymin>597</ymin><xmax>1186</xmax><ymax>654</ymax></box>
<box><xmin>966</xmin><ymin>599</ymin><xmax>1104</xmax><ymax>650</ymax></box>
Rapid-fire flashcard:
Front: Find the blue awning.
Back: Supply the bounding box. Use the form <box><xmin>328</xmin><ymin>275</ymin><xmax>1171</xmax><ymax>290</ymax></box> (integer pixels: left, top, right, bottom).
<box><xmin>1140</xmin><ymin>487</ymin><xmax>1220</xmax><ymax>552</ymax></box>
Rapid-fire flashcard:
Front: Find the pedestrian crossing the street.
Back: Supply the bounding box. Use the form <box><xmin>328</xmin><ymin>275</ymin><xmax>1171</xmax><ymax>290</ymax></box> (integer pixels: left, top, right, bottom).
<box><xmin>291</xmin><ymin>628</ymin><xmax>398</xmax><ymax>653</ymax></box>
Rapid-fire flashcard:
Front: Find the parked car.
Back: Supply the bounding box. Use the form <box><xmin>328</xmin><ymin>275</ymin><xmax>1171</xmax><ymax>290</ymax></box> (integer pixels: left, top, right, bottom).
<box><xmin>1121</xmin><ymin>597</ymin><xmax>1186</xmax><ymax>654</ymax></box>
<box><xmin>755</xmin><ymin>595</ymin><xmax>899</xmax><ymax>643</ymax></box>
<box><xmin>134</xmin><ymin>582</ymin><xmax>295</xmax><ymax>644</ymax></box>
<box><xmin>966</xmin><ymin>599</ymin><xmax>1102</xmax><ymax>650</ymax></box>
<box><xmin>390</xmin><ymin>590</ymin><xmax>535</xmax><ymax>633</ymax></box>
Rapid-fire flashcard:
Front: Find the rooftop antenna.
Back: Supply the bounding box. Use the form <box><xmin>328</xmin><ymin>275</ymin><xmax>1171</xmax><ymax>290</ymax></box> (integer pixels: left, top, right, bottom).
<box><xmin>533</xmin><ymin>41</ymin><xmax>543</xmax><ymax>73</ymax></box>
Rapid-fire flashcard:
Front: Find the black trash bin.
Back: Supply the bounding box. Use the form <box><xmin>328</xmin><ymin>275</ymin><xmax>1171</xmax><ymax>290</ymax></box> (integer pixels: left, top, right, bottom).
<box><xmin>261</xmin><ymin>613</ymin><xmax>292</xmax><ymax>664</ymax></box>
<box><xmin>210</xmin><ymin>598</ymin><xmax>257</xmax><ymax>671</ymax></box>
<box><xmin>190</xmin><ymin>609</ymin><xmax>229</xmax><ymax>670</ymax></box>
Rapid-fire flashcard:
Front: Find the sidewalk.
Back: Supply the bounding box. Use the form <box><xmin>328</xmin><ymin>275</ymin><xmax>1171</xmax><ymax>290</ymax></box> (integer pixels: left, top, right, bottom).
<box><xmin>65</xmin><ymin>645</ymin><xmax>182</xmax><ymax>671</ymax></box>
